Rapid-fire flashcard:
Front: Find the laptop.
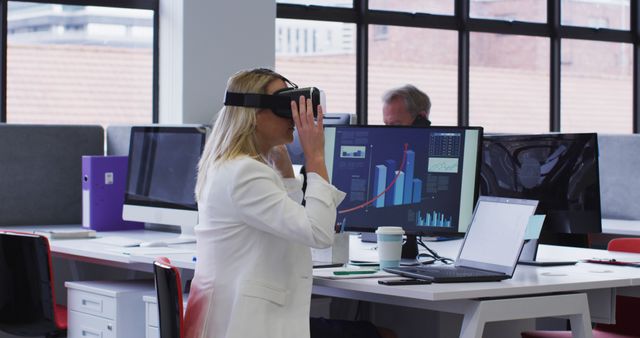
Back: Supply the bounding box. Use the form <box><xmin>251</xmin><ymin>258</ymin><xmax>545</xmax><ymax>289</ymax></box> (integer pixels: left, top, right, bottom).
<box><xmin>384</xmin><ymin>196</ymin><xmax>538</xmax><ymax>283</ymax></box>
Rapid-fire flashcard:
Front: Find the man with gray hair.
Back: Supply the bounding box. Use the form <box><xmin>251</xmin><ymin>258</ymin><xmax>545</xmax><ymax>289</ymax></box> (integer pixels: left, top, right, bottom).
<box><xmin>382</xmin><ymin>84</ymin><xmax>431</xmax><ymax>126</ymax></box>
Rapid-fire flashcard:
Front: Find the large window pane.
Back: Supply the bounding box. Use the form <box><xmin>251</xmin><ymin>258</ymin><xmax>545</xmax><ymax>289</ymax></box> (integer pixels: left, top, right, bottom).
<box><xmin>561</xmin><ymin>39</ymin><xmax>632</xmax><ymax>133</ymax></box>
<box><xmin>470</xmin><ymin>33</ymin><xmax>549</xmax><ymax>133</ymax></box>
<box><xmin>275</xmin><ymin>19</ymin><xmax>356</xmax><ymax>115</ymax></box>
<box><xmin>470</xmin><ymin>0</ymin><xmax>546</xmax><ymax>23</ymax></box>
<box><xmin>277</xmin><ymin>0</ymin><xmax>352</xmax><ymax>7</ymax></box>
<box><xmin>562</xmin><ymin>0</ymin><xmax>630</xmax><ymax>30</ymax></box>
<box><xmin>7</xmin><ymin>2</ymin><xmax>154</xmax><ymax>125</ymax></box>
<box><xmin>369</xmin><ymin>0</ymin><xmax>453</xmax><ymax>15</ymax></box>
<box><xmin>368</xmin><ymin>26</ymin><xmax>457</xmax><ymax>126</ymax></box>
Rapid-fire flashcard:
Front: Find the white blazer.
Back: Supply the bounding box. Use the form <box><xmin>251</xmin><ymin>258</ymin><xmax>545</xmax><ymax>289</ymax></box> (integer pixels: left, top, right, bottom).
<box><xmin>184</xmin><ymin>156</ymin><xmax>345</xmax><ymax>338</ymax></box>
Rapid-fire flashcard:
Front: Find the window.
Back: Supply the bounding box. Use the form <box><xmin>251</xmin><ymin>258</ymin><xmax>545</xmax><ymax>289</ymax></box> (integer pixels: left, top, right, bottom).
<box><xmin>562</xmin><ymin>0</ymin><xmax>630</xmax><ymax>30</ymax></box>
<box><xmin>469</xmin><ymin>33</ymin><xmax>549</xmax><ymax>133</ymax></box>
<box><xmin>278</xmin><ymin>0</ymin><xmax>640</xmax><ymax>133</ymax></box>
<box><xmin>470</xmin><ymin>0</ymin><xmax>546</xmax><ymax>23</ymax></box>
<box><xmin>275</xmin><ymin>18</ymin><xmax>356</xmax><ymax>115</ymax></box>
<box><xmin>561</xmin><ymin>39</ymin><xmax>632</xmax><ymax>133</ymax></box>
<box><xmin>277</xmin><ymin>0</ymin><xmax>351</xmax><ymax>7</ymax></box>
<box><xmin>4</xmin><ymin>0</ymin><xmax>158</xmax><ymax>124</ymax></box>
<box><xmin>368</xmin><ymin>26</ymin><xmax>457</xmax><ymax>126</ymax></box>
<box><xmin>369</xmin><ymin>0</ymin><xmax>454</xmax><ymax>16</ymax></box>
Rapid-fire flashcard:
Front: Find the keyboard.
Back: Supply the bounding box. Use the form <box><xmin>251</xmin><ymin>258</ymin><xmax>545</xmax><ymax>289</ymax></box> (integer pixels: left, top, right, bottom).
<box><xmin>410</xmin><ymin>266</ymin><xmax>492</xmax><ymax>278</ymax></box>
<box><xmin>92</xmin><ymin>236</ymin><xmax>142</xmax><ymax>247</ymax></box>
<box><xmin>384</xmin><ymin>265</ymin><xmax>508</xmax><ymax>283</ymax></box>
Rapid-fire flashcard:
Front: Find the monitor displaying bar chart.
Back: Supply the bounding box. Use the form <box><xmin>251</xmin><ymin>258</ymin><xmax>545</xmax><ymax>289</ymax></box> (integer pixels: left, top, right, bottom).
<box><xmin>324</xmin><ymin>125</ymin><xmax>482</xmax><ymax>235</ymax></box>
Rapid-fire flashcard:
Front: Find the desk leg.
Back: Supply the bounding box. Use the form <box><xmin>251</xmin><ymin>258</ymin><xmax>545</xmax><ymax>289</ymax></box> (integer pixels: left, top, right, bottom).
<box><xmin>459</xmin><ymin>293</ymin><xmax>593</xmax><ymax>338</ymax></box>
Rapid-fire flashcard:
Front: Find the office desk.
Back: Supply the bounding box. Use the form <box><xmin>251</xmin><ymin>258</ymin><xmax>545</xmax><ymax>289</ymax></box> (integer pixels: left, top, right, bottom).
<box><xmin>5</xmin><ymin>226</ymin><xmax>640</xmax><ymax>338</ymax></box>
<box><xmin>1</xmin><ymin>225</ymin><xmax>194</xmax><ymax>273</ymax></box>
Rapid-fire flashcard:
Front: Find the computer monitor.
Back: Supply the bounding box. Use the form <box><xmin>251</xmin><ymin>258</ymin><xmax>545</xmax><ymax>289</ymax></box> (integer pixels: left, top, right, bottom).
<box><xmin>480</xmin><ymin>133</ymin><xmax>602</xmax><ymax>250</ymax></box>
<box><xmin>122</xmin><ymin>126</ymin><xmax>208</xmax><ymax>244</ymax></box>
<box><xmin>287</xmin><ymin>112</ymin><xmax>354</xmax><ymax>165</ymax></box>
<box><xmin>324</xmin><ymin>125</ymin><xmax>483</xmax><ymax>258</ymax></box>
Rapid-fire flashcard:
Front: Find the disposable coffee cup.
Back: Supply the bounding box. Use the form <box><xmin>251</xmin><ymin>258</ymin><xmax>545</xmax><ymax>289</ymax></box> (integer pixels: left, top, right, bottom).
<box><xmin>375</xmin><ymin>226</ymin><xmax>405</xmax><ymax>269</ymax></box>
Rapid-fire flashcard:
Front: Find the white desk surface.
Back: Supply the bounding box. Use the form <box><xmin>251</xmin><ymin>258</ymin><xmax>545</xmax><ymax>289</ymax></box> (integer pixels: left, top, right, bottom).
<box><xmin>1</xmin><ymin>224</ymin><xmax>193</xmax><ymax>271</ymax></box>
<box><xmin>7</xmin><ymin>225</ymin><xmax>640</xmax><ymax>338</ymax></box>
<box><xmin>6</xmin><ymin>225</ymin><xmax>638</xmax><ymax>302</ymax></box>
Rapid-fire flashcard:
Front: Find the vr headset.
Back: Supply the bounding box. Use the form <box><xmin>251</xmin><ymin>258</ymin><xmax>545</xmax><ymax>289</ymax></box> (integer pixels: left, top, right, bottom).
<box><xmin>224</xmin><ymin>86</ymin><xmax>326</xmax><ymax>120</ymax></box>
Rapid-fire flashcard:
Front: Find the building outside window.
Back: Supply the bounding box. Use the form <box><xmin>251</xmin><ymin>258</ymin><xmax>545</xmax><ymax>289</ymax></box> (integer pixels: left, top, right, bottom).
<box><xmin>5</xmin><ymin>1</ymin><xmax>156</xmax><ymax>125</ymax></box>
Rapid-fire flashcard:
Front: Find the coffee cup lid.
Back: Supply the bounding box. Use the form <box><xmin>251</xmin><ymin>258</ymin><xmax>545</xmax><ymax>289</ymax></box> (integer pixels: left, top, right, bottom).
<box><xmin>375</xmin><ymin>226</ymin><xmax>405</xmax><ymax>235</ymax></box>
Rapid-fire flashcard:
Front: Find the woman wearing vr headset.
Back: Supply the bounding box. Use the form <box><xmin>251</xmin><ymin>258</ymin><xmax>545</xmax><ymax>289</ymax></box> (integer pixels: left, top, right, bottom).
<box><xmin>184</xmin><ymin>68</ymin><xmax>394</xmax><ymax>338</ymax></box>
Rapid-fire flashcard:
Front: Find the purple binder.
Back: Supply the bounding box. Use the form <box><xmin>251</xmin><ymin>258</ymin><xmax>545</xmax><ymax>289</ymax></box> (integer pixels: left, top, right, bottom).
<box><xmin>82</xmin><ymin>156</ymin><xmax>143</xmax><ymax>231</ymax></box>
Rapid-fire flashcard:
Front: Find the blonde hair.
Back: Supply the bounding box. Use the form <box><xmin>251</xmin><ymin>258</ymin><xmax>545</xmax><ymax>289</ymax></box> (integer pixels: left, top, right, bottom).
<box><xmin>195</xmin><ymin>69</ymin><xmax>284</xmax><ymax>201</ymax></box>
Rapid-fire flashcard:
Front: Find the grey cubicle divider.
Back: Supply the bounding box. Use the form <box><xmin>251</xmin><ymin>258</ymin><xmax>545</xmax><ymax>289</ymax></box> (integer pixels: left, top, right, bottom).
<box><xmin>106</xmin><ymin>125</ymin><xmax>133</xmax><ymax>156</ymax></box>
<box><xmin>598</xmin><ymin>134</ymin><xmax>640</xmax><ymax>220</ymax></box>
<box><xmin>0</xmin><ymin>124</ymin><xmax>104</xmax><ymax>226</ymax></box>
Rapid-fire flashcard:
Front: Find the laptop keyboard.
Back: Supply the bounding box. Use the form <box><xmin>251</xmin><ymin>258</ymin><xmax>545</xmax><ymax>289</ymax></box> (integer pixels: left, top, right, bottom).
<box><xmin>412</xmin><ymin>266</ymin><xmax>495</xmax><ymax>278</ymax></box>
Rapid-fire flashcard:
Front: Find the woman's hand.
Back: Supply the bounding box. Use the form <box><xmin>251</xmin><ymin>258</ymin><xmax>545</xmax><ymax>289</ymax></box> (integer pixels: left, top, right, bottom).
<box><xmin>290</xmin><ymin>95</ymin><xmax>329</xmax><ymax>181</ymax></box>
<box><xmin>267</xmin><ymin>145</ymin><xmax>295</xmax><ymax>178</ymax></box>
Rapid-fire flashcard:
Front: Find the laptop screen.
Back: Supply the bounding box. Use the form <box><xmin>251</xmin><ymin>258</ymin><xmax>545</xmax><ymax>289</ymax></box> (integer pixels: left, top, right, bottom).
<box><xmin>456</xmin><ymin>196</ymin><xmax>538</xmax><ymax>275</ymax></box>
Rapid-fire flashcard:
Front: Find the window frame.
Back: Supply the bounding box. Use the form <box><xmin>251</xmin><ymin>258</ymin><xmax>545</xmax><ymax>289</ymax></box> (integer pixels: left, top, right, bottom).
<box><xmin>0</xmin><ymin>0</ymin><xmax>160</xmax><ymax>123</ymax></box>
<box><xmin>277</xmin><ymin>0</ymin><xmax>639</xmax><ymax>132</ymax></box>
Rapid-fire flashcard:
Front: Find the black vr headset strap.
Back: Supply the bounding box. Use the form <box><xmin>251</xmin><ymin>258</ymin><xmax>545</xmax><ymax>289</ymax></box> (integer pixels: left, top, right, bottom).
<box><xmin>224</xmin><ymin>92</ymin><xmax>291</xmax><ymax>110</ymax></box>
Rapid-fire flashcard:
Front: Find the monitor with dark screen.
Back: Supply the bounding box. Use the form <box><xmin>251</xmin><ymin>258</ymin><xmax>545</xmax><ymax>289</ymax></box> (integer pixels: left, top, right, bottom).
<box><xmin>324</xmin><ymin>125</ymin><xmax>483</xmax><ymax>238</ymax></box>
<box><xmin>123</xmin><ymin>126</ymin><xmax>208</xmax><ymax>244</ymax></box>
<box><xmin>480</xmin><ymin>133</ymin><xmax>601</xmax><ymax>250</ymax></box>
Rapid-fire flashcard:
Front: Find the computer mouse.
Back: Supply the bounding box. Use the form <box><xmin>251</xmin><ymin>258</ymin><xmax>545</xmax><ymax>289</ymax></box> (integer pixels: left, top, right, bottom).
<box><xmin>140</xmin><ymin>241</ymin><xmax>168</xmax><ymax>248</ymax></box>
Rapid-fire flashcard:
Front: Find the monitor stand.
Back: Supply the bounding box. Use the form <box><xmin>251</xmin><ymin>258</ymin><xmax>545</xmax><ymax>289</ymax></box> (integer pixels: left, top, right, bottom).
<box><xmin>140</xmin><ymin>223</ymin><xmax>197</xmax><ymax>246</ymax></box>
<box><xmin>400</xmin><ymin>235</ymin><xmax>420</xmax><ymax>266</ymax></box>
<box><xmin>517</xmin><ymin>239</ymin><xmax>577</xmax><ymax>267</ymax></box>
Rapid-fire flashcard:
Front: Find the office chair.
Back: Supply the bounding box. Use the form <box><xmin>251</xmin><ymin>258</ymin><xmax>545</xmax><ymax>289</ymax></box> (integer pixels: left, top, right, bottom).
<box><xmin>0</xmin><ymin>231</ymin><xmax>67</xmax><ymax>337</ymax></box>
<box><xmin>154</xmin><ymin>257</ymin><xmax>185</xmax><ymax>338</ymax></box>
<box><xmin>522</xmin><ymin>238</ymin><xmax>640</xmax><ymax>338</ymax></box>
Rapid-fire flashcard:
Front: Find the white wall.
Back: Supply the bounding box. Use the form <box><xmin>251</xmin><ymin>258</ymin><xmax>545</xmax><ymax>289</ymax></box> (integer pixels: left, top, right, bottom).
<box><xmin>159</xmin><ymin>0</ymin><xmax>276</xmax><ymax>124</ymax></box>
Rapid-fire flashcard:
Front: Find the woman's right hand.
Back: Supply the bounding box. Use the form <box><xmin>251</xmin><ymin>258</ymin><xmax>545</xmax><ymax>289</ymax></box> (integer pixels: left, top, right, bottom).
<box><xmin>290</xmin><ymin>95</ymin><xmax>329</xmax><ymax>181</ymax></box>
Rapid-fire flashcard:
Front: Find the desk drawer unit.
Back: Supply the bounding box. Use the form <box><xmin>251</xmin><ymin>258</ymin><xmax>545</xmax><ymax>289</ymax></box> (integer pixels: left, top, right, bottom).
<box><xmin>68</xmin><ymin>310</ymin><xmax>116</xmax><ymax>338</ymax></box>
<box><xmin>143</xmin><ymin>294</ymin><xmax>189</xmax><ymax>338</ymax></box>
<box><xmin>66</xmin><ymin>280</ymin><xmax>155</xmax><ymax>338</ymax></box>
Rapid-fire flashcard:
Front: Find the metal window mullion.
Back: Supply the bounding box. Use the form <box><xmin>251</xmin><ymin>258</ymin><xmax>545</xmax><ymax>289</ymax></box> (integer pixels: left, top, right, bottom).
<box><xmin>151</xmin><ymin>0</ymin><xmax>158</xmax><ymax>122</ymax></box>
<box><xmin>355</xmin><ymin>0</ymin><xmax>367</xmax><ymax>125</ymax></box>
<box><xmin>633</xmin><ymin>1</ymin><xmax>640</xmax><ymax>133</ymax></box>
<box><xmin>457</xmin><ymin>0</ymin><xmax>469</xmax><ymax>127</ymax></box>
<box><xmin>549</xmin><ymin>0</ymin><xmax>560</xmax><ymax>132</ymax></box>
<box><xmin>0</xmin><ymin>0</ymin><xmax>5</xmax><ymax>122</ymax></box>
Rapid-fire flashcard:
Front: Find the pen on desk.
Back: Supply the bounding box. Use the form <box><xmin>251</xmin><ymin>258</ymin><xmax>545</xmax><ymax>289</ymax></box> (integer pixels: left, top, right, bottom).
<box><xmin>333</xmin><ymin>270</ymin><xmax>377</xmax><ymax>276</ymax></box>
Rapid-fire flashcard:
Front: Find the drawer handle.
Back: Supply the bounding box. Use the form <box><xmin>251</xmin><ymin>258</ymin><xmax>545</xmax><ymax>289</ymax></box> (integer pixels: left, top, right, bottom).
<box><xmin>81</xmin><ymin>328</ymin><xmax>102</xmax><ymax>337</ymax></box>
<box><xmin>81</xmin><ymin>298</ymin><xmax>103</xmax><ymax>312</ymax></box>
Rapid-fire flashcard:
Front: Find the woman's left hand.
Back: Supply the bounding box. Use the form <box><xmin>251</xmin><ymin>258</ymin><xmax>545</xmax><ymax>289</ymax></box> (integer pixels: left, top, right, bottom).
<box><xmin>267</xmin><ymin>145</ymin><xmax>295</xmax><ymax>178</ymax></box>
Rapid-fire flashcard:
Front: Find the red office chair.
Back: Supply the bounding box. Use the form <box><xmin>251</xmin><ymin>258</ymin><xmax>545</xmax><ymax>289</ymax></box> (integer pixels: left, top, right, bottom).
<box><xmin>0</xmin><ymin>231</ymin><xmax>67</xmax><ymax>337</ymax></box>
<box><xmin>154</xmin><ymin>257</ymin><xmax>185</xmax><ymax>338</ymax></box>
<box><xmin>522</xmin><ymin>238</ymin><xmax>640</xmax><ymax>338</ymax></box>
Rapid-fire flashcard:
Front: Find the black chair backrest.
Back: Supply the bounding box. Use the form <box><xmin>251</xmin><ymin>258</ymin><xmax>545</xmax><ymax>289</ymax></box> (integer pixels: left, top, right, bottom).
<box><xmin>154</xmin><ymin>261</ymin><xmax>183</xmax><ymax>338</ymax></box>
<box><xmin>0</xmin><ymin>232</ymin><xmax>58</xmax><ymax>336</ymax></box>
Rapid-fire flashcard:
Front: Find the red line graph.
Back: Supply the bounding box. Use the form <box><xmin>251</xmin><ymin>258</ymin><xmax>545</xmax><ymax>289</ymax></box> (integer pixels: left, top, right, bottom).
<box><xmin>338</xmin><ymin>143</ymin><xmax>409</xmax><ymax>214</ymax></box>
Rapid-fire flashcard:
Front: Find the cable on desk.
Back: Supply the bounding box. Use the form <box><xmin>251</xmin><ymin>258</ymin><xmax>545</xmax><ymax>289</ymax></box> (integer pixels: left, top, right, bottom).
<box><xmin>417</xmin><ymin>237</ymin><xmax>453</xmax><ymax>265</ymax></box>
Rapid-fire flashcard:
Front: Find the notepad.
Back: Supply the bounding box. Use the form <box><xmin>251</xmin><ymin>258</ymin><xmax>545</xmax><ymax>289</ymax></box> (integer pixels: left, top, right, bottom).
<box><xmin>34</xmin><ymin>229</ymin><xmax>97</xmax><ymax>239</ymax></box>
